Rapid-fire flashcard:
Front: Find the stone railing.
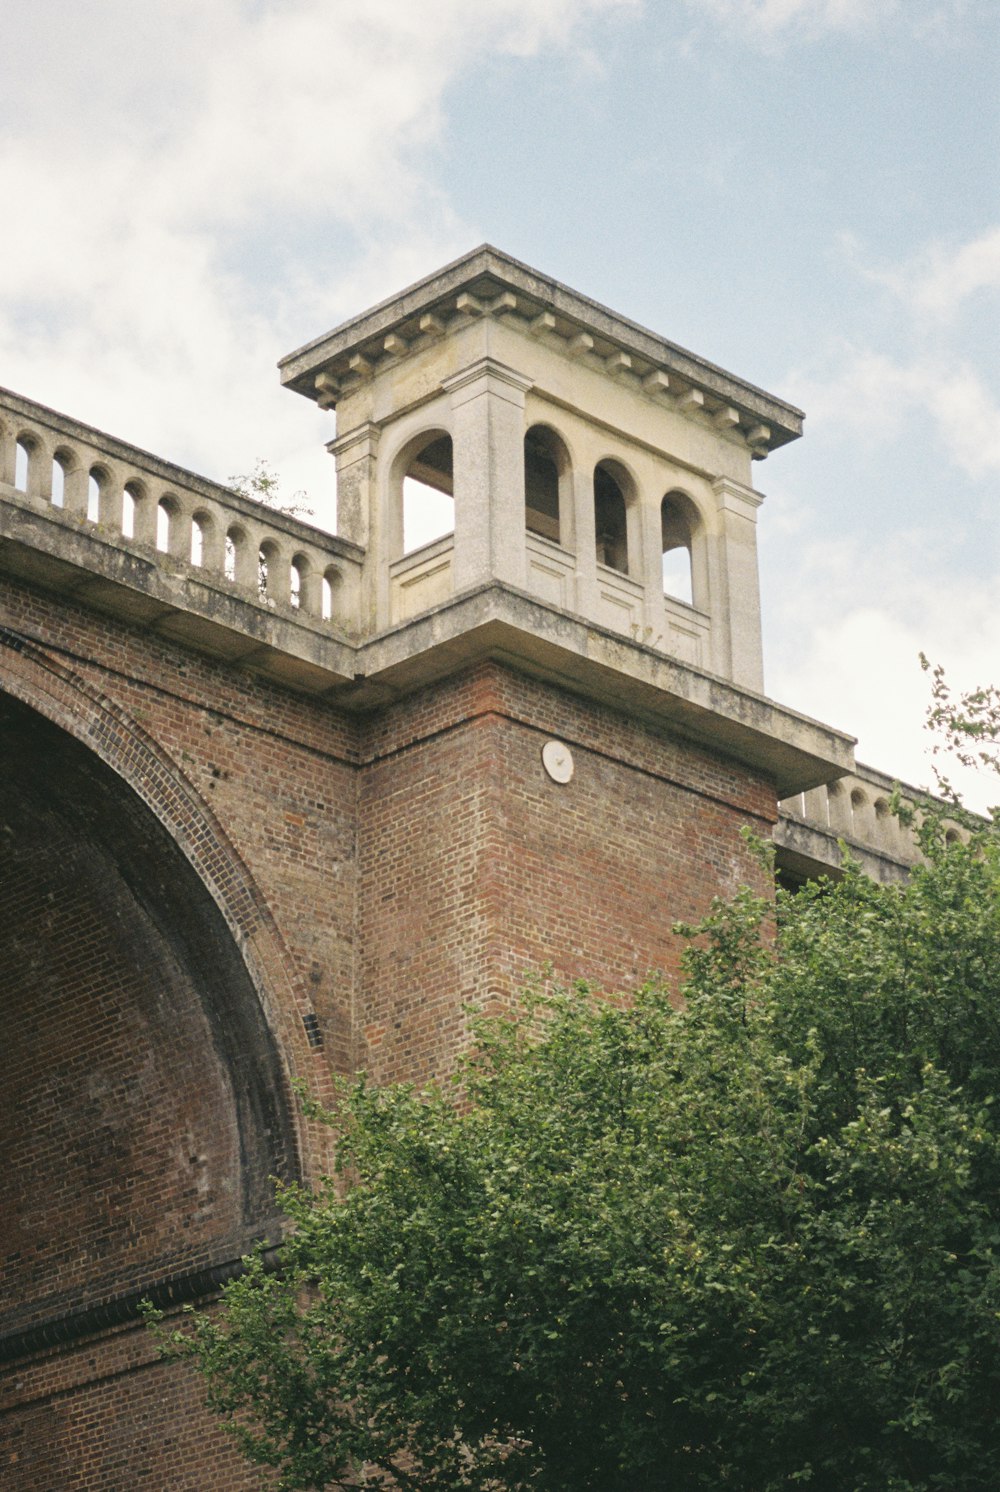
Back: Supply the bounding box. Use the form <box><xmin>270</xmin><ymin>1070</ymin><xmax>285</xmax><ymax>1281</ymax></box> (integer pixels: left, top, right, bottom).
<box><xmin>777</xmin><ymin>762</ymin><xmax>970</xmax><ymax>883</ymax></box>
<box><xmin>0</xmin><ymin>386</ymin><xmax>363</xmax><ymax>632</ymax></box>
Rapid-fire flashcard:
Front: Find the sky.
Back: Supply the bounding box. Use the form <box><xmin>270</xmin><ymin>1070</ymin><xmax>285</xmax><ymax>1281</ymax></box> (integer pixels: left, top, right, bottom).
<box><xmin>1</xmin><ymin>0</ymin><xmax>997</xmax><ymax>806</ymax></box>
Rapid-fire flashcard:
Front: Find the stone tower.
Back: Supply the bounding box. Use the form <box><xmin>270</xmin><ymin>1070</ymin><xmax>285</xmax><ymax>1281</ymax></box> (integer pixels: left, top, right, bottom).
<box><xmin>0</xmin><ymin>248</ymin><xmax>856</xmax><ymax>1488</ymax></box>
<box><xmin>285</xmin><ymin>244</ymin><xmax>796</xmax><ymax>691</ymax></box>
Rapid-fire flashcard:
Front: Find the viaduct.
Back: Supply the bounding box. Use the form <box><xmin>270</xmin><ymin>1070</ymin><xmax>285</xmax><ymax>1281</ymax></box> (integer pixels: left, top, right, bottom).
<box><xmin>0</xmin><ymin>248</ymin><xmax>934</xmax><ymax>1487</ymax></box>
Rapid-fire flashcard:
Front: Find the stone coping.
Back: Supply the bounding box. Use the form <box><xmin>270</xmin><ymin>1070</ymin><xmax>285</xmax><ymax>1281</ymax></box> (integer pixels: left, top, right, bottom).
<box><xmin>279</xmin><ymin>245</ymin><xmax>804</xmax><ymax>449</ymax></box>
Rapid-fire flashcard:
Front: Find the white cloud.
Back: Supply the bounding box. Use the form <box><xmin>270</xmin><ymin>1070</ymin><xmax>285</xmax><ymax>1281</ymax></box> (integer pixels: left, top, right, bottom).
<box><xmin>682</xmin><ymin>0</ymin><xmax>972</xmax><ymax>41</ymax></box>
<box><xmin>690</xmin><ymin>0</ymin><xmax>882</xmax><ymax>35</ymax></box>
<box><xmin>849</xmin><ymin>225</ymin><xmax>1000</xmax><ymax>320</ymax></box>
<box><xmin>795</xmin><ymin>225</ymin><xmax>1000</xmax><ymax>499</ymax></box>
<box><xmin>795</xmin><ymin>346</ymin><xmax>1000</xmax><ymax>481</ymax></box>
<box><xmin>768</xmin><ymin>549</ymin><xmax>1000</xmax><ymax>813</ymax></box>
<box><xmin>931</xmin><ymin>367</ymin><xmax>1000</xmax><ymax>479</ymax></box>
<box><xmin>910</xmin><ymin>228</ymin><xmax>1000</xmax><ymax>317</ymax></box>
<box><xmin>766</xmin><ymin>217</ymin><xmax>1000</xmax><ymax>810</ymax></box>
<box><xmin>0</xmin><ymin>0</ymin><xmax>636</xmax><ymax>505</ymax></box>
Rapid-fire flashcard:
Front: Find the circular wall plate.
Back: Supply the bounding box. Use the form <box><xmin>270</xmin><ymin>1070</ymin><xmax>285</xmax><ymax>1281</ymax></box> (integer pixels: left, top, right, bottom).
<box><xmin>541</xmin><ymin>739</ymin><xmax>574</xmax><ymax>784</ymax></box>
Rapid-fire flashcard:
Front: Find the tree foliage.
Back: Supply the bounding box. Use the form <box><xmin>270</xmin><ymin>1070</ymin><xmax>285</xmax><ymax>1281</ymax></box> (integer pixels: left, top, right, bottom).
<box><xmin>149</xmin><ymin>682</ymin><xmax>1000</xmax><ymax>1491</ymax></box>
<box><xmin>922</xmin><ymin>652</ymin><xmax>1000</xmax><ymax>814</ymax></box>
<box><xmin>230</xmin><ymin>459</ymin><xmax>314</xmax><ymax>519</ymax></box>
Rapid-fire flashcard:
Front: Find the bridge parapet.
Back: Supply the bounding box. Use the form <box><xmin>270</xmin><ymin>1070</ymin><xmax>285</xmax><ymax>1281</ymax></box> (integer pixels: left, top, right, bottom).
<box><xmin>0</xmin><ymin>381</ymin><xmax>857</xmax><ymax>798</ymax></box>
<box><xmin>0</xmin><ymin>385</ymin><xmax>363</xmax><ymax>633</ymax></box>
<box><xmin>777</xmin><ymin>760</ymin><xmax>972</xmax><ymax>884</ymax></box>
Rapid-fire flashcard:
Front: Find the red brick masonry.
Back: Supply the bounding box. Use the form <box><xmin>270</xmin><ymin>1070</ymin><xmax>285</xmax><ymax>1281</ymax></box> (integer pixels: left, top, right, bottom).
<box><xmin>0</xmin><ymin>573</ymin><xmax>776</xmax><ymax>1489</ymax></box>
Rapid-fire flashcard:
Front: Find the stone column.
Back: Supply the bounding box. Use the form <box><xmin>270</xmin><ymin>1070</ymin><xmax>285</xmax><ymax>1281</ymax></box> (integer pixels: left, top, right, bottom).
<box><xmin>570</xmin><ymin>467</ymin><xmax>598</xmax><ymax>617</ymax></box>
<box><xmin>328</xmin><ymin>423</ymin><xmax>378</xmax><ymax>550</ymax></box>
<box><xmin>133</xmin><ymin>490</ymin><xmax>159</xmax><ymax>548</ymax></box>
<box><xmin>167</xmin><ymin>497</ymin><xmax>192</xmax><ymax>561</ymax></box>
<box><xmin>232</xmin><ymin>526</ymin><xmax>260</xmax><ymax>591</ymax></box>
<box><xmin>639</xmin><ymin>495</ymin><xmax>666</xmax><ymax>638</ymax></box>
<box><xmin>330</xmin><ymin>423</ymin><xmax>379</xmax><ymax>631</ymax></box>
<box><xmin>24</xmin><ymin>438</ymin><xmax>53</xmax><ymax>509</ymax></box>
<box><xmin>198</xmin><ymin>504</ymin><xmax>227</xmax><ymax>576</ymax></box>
<box><xmin>711</xmin><ymin>477</ymin><xmax>765</xmax><ymax>691</ymax></box>
<box><xmin>99</xmin><ymin>462</ymin><xmax>126</xmax><ymax>534</ymax></box>
<box><xmin>299</xmin><ymin>565</ymin><xmax>324</xmax><ymax>618</ymax></box>
<box><xmin>444</xmin><ymin>359</ymin><xmax>532</xmax><ymax>593</ymax></box>
<box><xmin>62</xmin><ymin>461</ymin><xmax>89</xmax><ymax>519</ymax></box>
<box><xmin>262</xmin><ymin>543</ymin><xmax>292</xmax><ymax>607</ymax></box>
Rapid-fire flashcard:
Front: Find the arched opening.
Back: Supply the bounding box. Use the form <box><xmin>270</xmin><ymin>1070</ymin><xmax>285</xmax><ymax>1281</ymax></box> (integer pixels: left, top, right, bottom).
<box><xmin>87</xmin><ymin>466</ymin><xmax>107</xmax><ymax>524</ymax></box>
<box><xmin>0</xmin><ymin>692</ymin><xmax>296</xmax><ymax>1350</ymax></box>
<box><xmin>524</xmin><ymin>426</ymin><xmax>568</xmax><ymax>545</ymax></box>
<box><xmin>827</xmin><ymin>779</ymin><xmax>851</xmax><ymax>834</ymax></box>
<box><xmin>402</xmin><ymin>433</ymin><xmax>454</xmax><ymax>555</ymax></box>
<box><xmin>156</xmin><ymin>496</ymin><xmax>174</xmax><ymax>553</ymax></box>
<box><xmin>259</xmin><ymin>538</ymin><xmax>280</xmax><ymax>601</ymax></box>
<box><xmin>850</xmin><ymin>787</ymin><xmax>873</xmax><ymax>839</ymax></box>
<box><xmin>290</xmin><ymin>554</ymin><xmax>307</xmax><ymax>610</ymax></box>
<box><xmin>122</xmin><ymin>481</ymin><xmax>142</xmax><ymax>540</ymax></box>
<box><xmin>322</xmin><ymin>566</ymin><xmax>339</xmax><ymax>621</ymax></box>
<box><xmin>225</xmin><ymin>527</ymin><xmax>239</xmax><ymax>582</ymax></box>
<box><xmin>51</xmin><ymin>450</ymin><xmax>73</xmax><ymax>509</ymax></box>
<box><xmin>14</xmin><ymin>437</ymin><xmax>32</xmax><ymax>494</ymax></box>
<box><xmin>594</xmin><ymin>461</ymin><xmax>629</xmax><ymax>574</ymax></box>
<box><xmin>874</xmin><ymin>797</ymin><xmax>896</xmax><ymax>851</ymax></box>
<box><xmin>661</xmin><ymin>490</ymin><xmax>698</xmax><ymax>607</ymax></box>
<box><xmin>190</xmin><ymin>511</ymin><xmax>212</xmax><ymax>568</ymax></box>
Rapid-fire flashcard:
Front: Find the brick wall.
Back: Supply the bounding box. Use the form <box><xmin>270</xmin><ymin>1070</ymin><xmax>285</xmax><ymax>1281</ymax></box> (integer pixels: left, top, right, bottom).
<box><xmin>1</xmin><ymin>1318</ymin><xmax>273</xmax><ymax>1490</ymax></box>
<box><xmin>356</xmin><ymin>664</ymin><xmax>774</xmax><ymax>1083</ymax></box>
<box><xmin>0</xmin><ymin>831</ymin><xmax>244</xmax><ymax>1329</ymax></box>
<box><xmin>0</xmin><ymin>573</ymin><xmax>777</xmax><ymax>1487</ymax></box>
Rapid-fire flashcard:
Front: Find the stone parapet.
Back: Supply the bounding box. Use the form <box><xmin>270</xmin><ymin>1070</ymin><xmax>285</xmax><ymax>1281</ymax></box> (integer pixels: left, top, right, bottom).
<box><xmin>776</xmin><ymin>761</ymin><xmax>972</xmax><ymax>883</ymax></box>
<box><xmin>0</xmin><ymin>384</ymin><xmax>364</xmax><ymax>626</ymax></box>
<box><xmin>0</xmin><ymin>385</ymin><xmax>365</xmax><ymax>692</ymax></box>
<box><xmin>0</xmin><ymin>384</ymin><xmax>856</xmax><ymax>798</ymax></box>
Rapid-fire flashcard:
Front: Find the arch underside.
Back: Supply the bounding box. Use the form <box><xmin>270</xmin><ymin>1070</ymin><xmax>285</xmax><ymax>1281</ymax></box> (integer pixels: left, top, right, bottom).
<box><xmin>0</xmin><ymin>692</ymin><xmax>297</xmax><ymax>1349</ymax></box>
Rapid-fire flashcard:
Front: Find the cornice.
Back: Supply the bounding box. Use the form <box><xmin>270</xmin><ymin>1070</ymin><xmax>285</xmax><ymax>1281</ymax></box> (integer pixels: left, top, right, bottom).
<box><xmin>278</xmin><ymin>246</ymin><xmax>804</xmax><ymax>457</ymax></box>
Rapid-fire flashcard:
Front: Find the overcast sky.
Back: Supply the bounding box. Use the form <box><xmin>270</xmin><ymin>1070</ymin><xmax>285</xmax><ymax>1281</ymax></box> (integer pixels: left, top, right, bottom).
<box><xmin>1</xmin><ymin>0</ymin><xmax>997</xmax><ymax>805</ymax></box>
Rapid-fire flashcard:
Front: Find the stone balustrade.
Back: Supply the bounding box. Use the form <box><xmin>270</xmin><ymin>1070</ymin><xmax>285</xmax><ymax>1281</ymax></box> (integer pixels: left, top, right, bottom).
<box><xmin>0</xmin><ymin>387</ymin><xmax>866</xmax><ymax>824</ymax></box>
<box><xmin>0</xmin><ymin>386</ymin><xmax>362</xmax><ymax>633</ymax></box>
<box><xmin>0</xmin><ymin>386</ymin><xmax>732</xmax><ymax>680</ymax></box>
<box><xmin>777</xmin><ymin>761</ymin><xmax>970</xmax><ymax>883</ymax></box>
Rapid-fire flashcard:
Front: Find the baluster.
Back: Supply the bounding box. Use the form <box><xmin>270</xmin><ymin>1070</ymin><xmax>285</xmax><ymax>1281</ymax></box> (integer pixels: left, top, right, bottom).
<box><xmin>827</xmin><ymin>781</ymin><xmax>853</xmax><ymax>834</ymax></box>
<box><xmin>229</xmin><ymin>526</ymin><xmax>259</xmax><ymax>590</ymax></box>
<box><xmin>164</xmin><ymin>496</ymin><xmax>192</xmax><ymax>561</ymax></box>
<box><xmin>99</xmin><ymin>463</ymin><xmax>126</xmax><ymax>532</ymax></box>
<box><xmin>260</xmin><ymin>539</ymin><xmax>290</xmax><ymax>605</ymax></box>
<box><xmin>132</xmin><ymin>485</ymin><xmax>158</xmax><ymax>546</ymax></box>
<box><xmin>194</xmin><ymin>507</ymin><xmax>225</xmax><ymax>574</ymax></box>
<box><xmin>802</xmin><ymin>786</ymin><xmax>830</xmax><ymax>829</ymax></box>
<box><xmin>297</xmin><ymin>557</ymin><xmax>323</xmax><ymax>617</ymax></box>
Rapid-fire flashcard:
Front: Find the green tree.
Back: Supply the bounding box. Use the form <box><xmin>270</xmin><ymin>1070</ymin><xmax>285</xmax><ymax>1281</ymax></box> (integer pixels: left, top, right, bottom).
<box><xmin>230</xmin><ymin>459</ymin><xmax>314</xmax><ymax>520</ymax></box>
<box><xmin>149</xmin><ymin>685</ymin><xmax>1000</xmax><ymax>1491</ymax></box>
<box><xmin>228</xmin><ymin>459</ymin><xmax>315</xmax><ymax>600</ymax></box>
<box><xmin>922</xmin><ymin>653</ymin><xmax>1000</xmax><ymax>814</ymax></box>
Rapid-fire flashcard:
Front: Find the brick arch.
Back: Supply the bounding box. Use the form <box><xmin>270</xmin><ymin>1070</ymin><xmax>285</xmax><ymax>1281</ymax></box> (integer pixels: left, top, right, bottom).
<box><xmin>0</xmin><ymin>626</ymin><xmax>333</xmax><ymax>1172</ymax></box>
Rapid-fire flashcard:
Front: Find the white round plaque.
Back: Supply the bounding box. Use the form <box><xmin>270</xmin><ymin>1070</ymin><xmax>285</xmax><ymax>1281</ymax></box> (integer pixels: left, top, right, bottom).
<box><xmin>541</xmin><ymin>739</ymin><xmax>574</xmax><ymax>784</ymax></box>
